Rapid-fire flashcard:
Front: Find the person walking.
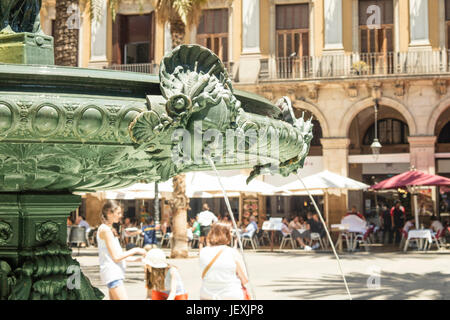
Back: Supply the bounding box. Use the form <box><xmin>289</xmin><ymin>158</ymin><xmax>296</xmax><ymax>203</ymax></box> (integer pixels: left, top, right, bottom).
<box><xmin>97</xmin><ymin>200</ymin><xmax>147</xmax><ymax>300</ymax></box>
<box><xmin>380</xmin><ymin>204</ymin><xmax>393</xmax><ymax>244</ymax></box>
<box><xmin>390</xmin><ymin>200</ymin><xmax>406</xmax><ymax>244</ymax></box>
<box><xmin>144</xmin><ymin>249</ymin><xmax>188</xmax><ymax>300</ymax></box>
<box><xmin>197</xmin><ymin>203</ymin><xmax>218</xmax><ymax>250</ymax></box>
<box><xmin>199</xmin><ymin>222</ymin><xmax>250</xmax><ymax>300</ymax></box>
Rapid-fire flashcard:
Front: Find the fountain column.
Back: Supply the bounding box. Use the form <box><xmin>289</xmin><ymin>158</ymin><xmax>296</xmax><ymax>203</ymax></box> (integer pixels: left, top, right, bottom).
<box><xmin>0</xmin><ymin>194</ymin><xmax>104</xmax><ymax>299</ymax></box>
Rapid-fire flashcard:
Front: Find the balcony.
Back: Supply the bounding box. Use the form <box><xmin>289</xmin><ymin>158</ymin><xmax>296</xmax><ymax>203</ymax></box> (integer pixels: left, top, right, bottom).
<box><xmin>104</xmin><ymin>63</ymin><xmax>159</xmax><ymax>74</ymax></box>
<box><xmin>104</xmin><ymin>61</ymin><xmax>234</xmax><ymax>76</ymax></box>
<box><xmin>260</xmin><ymin>50</ymin><xmax>450</xmax><ymax>81</ymax></box>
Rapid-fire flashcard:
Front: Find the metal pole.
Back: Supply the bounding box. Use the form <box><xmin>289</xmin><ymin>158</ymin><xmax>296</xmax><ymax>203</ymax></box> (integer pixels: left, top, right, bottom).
<box><xmin>154</xmin><ymin>182</ymin><xmax>161</xmax><ymax>238</ymax></box>
<box><xmin>207</xmin><ymin>156</ymin><xmax>256</xmax><ymax>299</ymax></box>
<box><xmin>374</xmin><ymin>99</ymin><xmax>378</xmax><ymax>140</ymax></box>
<box><xmin>413</xmin><ymin>187</ymin><xmax>420</xmax><ymax>229</ymax></box>
<box><xmin>295</xmin><ymin>173</ymin><xmax>352</xmax><ymax>300</ymax></box>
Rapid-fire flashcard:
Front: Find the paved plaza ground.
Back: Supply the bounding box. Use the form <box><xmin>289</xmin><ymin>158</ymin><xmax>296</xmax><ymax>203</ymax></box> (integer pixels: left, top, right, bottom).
<box><xmin>76</xmin><ymin>248</ymin><xmax>449</xmax><ymax>300</ymax></box>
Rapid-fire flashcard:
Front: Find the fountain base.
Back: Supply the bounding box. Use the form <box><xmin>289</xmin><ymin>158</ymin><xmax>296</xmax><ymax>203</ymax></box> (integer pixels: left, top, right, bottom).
<box><xmin>0</xmin><ymin>193</ymin><xmax>103</xmax><ymax>300</ymax></box>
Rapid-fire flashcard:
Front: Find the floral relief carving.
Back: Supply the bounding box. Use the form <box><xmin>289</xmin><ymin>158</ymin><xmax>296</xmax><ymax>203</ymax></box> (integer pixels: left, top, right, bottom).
<box><xmin>0</xmin><ymin>221</ymin><xmax>13</xmax><ymax>245</ymax></box>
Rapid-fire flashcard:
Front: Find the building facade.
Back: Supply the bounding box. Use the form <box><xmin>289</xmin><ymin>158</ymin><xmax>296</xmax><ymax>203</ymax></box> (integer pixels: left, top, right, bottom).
<box><xmin>41</xmin><ymin>0</ymin><xmax>450</xmax><ymax>224</ymax></box>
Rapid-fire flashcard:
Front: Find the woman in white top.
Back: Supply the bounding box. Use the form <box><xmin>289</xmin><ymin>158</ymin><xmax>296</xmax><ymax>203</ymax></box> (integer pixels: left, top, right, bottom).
<box><xmin>97</xmin><ymin>200</ymin><xmax>146</xmax><ymax>300</ymax></box>
<box><xmin>199</xmin><ymin>222</ymin><xmax>249</xmax><ymax>300</ymax></box>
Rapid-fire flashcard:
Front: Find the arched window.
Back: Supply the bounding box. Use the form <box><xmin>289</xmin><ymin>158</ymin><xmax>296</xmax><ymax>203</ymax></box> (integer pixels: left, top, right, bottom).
<box><xmin>363</xmin><ymin>119</ymin><xmax>409</xmax><ymax>145</ymax></box>
<box><xmin>438</xmin><ymin>122</ymin><xmax>450</xmax><ymax>143</ymax></box>
<box><xmin>311</xmin><ymin>119</ymin><xmax>323</xmax><ymax>146</ymax></box>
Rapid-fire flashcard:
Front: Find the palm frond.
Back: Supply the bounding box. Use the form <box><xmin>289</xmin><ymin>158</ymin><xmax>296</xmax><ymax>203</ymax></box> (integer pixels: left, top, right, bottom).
<box><xmin>154</xmin><ymin>0</ymin><xmax>220</xmax><ymax>27</ymax></box>
<box><xmin>81</xmin><ymin>0</ymin><xmax>146</xmax><ymax>22</ymax></box>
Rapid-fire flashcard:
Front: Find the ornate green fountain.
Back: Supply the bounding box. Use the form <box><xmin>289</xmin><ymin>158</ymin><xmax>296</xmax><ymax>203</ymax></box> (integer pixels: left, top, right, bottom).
<box><xmin>0</xmin><ymin>1</ymin><xmax>313</xmax><ymax>300</ymax></box>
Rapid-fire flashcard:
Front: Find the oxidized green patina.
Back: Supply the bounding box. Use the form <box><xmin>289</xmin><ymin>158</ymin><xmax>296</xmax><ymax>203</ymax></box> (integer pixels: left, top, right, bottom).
<box><xmin>0</xmin><ymin>1</ymin><xmax>313</xmax><ymax>300</ymax></box>
<box><xmin>1</xmin><ymin>0</ymin><xmax>42</xmax><ymax>34</ymax></box>
<box><xmin>0</xmin><ymin>48</ymin><xmax>312</xmax><ymax>192</ymax></box>
<box><xmin>0</xmin><ymin>0</ymin><xmax>53</xmax><ymax>65</ymax></box>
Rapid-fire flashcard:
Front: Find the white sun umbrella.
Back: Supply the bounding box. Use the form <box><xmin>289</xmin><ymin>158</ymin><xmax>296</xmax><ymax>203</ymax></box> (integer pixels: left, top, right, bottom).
<box><xmin>277</xmin><ymin>170</ymin><xmax>369</xmax><ymax>192</ymax></box>
<box><xmin>104</xmin><ymin>180</ymin><xmax>173</xmax><ymax>199</ymax></box>
<box><xmin>276</xmin><ymin>170</ymin><xmax>369</xmax><ymax>226</ymax></box>
<box><xmin>186</xmin><ymin>171</ymin><xmax>276</xmax><ymax>195</ymax></box>
<box><xmin>279</xmin><ymin>189</ymin><xmax>324</xmax><ymax>196</ymax></box>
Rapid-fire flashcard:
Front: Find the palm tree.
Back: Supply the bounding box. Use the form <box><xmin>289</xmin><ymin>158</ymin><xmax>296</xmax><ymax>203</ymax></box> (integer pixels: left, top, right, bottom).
<box><xmin>52</xmin><ymin>0</ymin><xmax>118</xmax><ymax>66</ymax></box>
<box><xmin>54</xmin><ymin>0</ymin><xmax>80</xmax><ymax>66</ymax></box>
<box><xmin>153</xmin><ymin>0</ymin><xmax>208</xmax><ymax>48</ymax></box>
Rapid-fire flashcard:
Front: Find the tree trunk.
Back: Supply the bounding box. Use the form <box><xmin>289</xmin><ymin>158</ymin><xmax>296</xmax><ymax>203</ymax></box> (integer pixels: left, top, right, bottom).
<box><xmin>169</xmin><ymin>15</ymin><xmax>185</xmax><ymax>48</ymax></box>
<box><xmin>54</xmin><ymin>0</ymin><xmax>79</xmax><ymax>66</ymax></box>
<box><xmin>170</xmin><ymin>174</ymin><xmax>189</xmax><ymax>258</ymax></box>
<box><xmin>168</xmin><ymin>12</ymin><xmax>188</xmax><ymax>258</ymax></box>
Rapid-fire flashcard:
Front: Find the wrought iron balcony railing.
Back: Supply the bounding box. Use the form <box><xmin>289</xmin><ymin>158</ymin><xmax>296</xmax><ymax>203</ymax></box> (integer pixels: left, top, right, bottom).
<box><xmin>105</xmin><ymin>61</ymin><xmax>234</xmax><ymax>76</ymax></box>
<box><xmin>105</xmin><ymin>62</ymin><xmax>159</xmax><ymax>74</ymax></box>
<box><xmin>261</xmin><ymin>50</ymin><xmax>450</xmax><ymax>81</ymax></box>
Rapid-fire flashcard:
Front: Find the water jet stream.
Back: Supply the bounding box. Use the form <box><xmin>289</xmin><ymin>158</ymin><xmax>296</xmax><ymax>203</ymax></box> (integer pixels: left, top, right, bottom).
<box><xmin>295</xmin><ymin>173</ymin><xmax>352</xmax><ymax>300</ymax></box>
<box><xmin>206</xmin><ymin>156</ymin><xmax>256</xmax><ymax>300</ymax></box>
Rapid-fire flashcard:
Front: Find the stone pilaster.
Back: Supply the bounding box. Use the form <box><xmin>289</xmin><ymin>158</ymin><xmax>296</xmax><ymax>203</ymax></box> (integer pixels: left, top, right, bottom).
<box><xmin>320</xmin><ymin>138</ymin><xmax>350</xmax><ymax>176</ymax></box>
<box><xmin>88</xmin><ymin>0</ymin><xmax>109</xmax><ymax>68</ymax></box>
<box><xmin>238</xmin><ymin>0</ymin><xmax>261</xmax><ymax>83</ymax></box>
<box><xmin>320</xmin><ymin>138</ymin><xmax>350</xmax><ymax>225</ymax></box>
<box><xmin>408</xmin><ymin>136</ymin><xmax>437</xmax><ymax>174</ymax></box>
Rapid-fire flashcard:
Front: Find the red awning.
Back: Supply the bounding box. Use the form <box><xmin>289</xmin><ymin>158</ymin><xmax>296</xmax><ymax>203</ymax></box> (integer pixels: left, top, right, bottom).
<box><xmin>371</xmin><ymin>170</ymin><xmax>450</xmax><ymax>190</ymax></box>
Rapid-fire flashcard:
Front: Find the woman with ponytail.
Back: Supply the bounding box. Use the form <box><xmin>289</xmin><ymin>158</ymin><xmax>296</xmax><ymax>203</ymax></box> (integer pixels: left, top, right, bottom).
<box><xmin>97</xmin><ymin>200</ymin><xmax>147</xmax><ymax>300</ymax></box>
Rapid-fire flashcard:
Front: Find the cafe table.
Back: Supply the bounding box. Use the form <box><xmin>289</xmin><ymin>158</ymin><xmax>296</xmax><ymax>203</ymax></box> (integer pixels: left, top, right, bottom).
<box><xmin>331</xmin><ymin>224</ymin><xmax>368</xmax><ymax>252</ymax></box>
<box><xmin>403</xmin><ymin>229</ymin><xmax>433</xmax><ymax>252</ymax></box>
<box><xmin>262</xmin><ymin>219</ymin><xmax>283</xmax><ymax>252</ymax></box>
<box><xmin>331</xmin><ymin>224</ymin><xmax>349</xmax><ymax>252</ymax></box>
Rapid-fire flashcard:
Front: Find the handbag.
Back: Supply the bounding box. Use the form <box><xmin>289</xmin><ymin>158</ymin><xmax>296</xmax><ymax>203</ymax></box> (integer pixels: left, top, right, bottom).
<box><xmin>202</xmin><ymin>248</ymin><xmax>225</xmax><ymax>279</ymax></box>
<box><xmin>242</xmin><ymin>285</ymin><xmax>251</xmax><ymax>300</ymax></box>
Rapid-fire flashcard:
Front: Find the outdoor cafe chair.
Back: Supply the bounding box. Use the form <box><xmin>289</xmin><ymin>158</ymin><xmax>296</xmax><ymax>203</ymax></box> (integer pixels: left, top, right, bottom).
<box><xmin>259</xmin><ymin>230</ymin><xmax>271</xmax><ymax>246</ymax></box>
<box><xmin>399</xmin><ymin>229</ymin><xmax>409</xmax><ymax>249</ymax></box>
<box><xmin>310</xmin><ymin>232</ymin><xmax>325</xmax><ymax>250</ymax></box>
<box><xmin>341</xmin><ymin>232</ymin><xmax>351</xmax><ymax>251</ymax></box>
<box><xmin>425</xmin><ymin>229</ymin><xmax>446</xmax><ymax>250</ymax></box>
<box><xmin>279</xmin><ymin>232</ymin><xmax>296</xmax><ymax>249</ymax></box>
<box><xmin>160</xmin><ymin>232</ymin><xmax>172</xmax><ymax>248</ymax></box>
<box><xmin>354</xmin><ymin>232</ymin><xmax>371</xmax><ymax>252</ymax></box>
<box><xmin>242</xmin><ymin>233</ymin><xmax>258</xmax><ymax>251</ymax></box>
<box><xmin>69</xmin><ymin>226</ymin><xmax>87</xmax><ymax>256</ymax></box>
<box><xmin>191</xmin><ymin>233</ymin><xmax>199</xmax><ymax>248</ymax></box>
<box><xmin>136</xmin><ymin>234</ymin><xmax>144</xmax><ymax>248</ymax></box>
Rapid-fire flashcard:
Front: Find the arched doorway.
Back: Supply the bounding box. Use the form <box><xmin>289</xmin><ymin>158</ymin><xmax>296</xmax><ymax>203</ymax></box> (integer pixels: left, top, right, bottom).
<box><xmin>434</xmin><ymin>106</ymin><xmax>450</xmax><ymax>219</ymax></box>
<box><xmin>347</xmin><ymin>104</ymin><xmax>412</xmax><ymax>219</ymax></box>
<box><xmin>435</xmin><ymin>106</ymin><xmax>450</xmax><ymax>153</ymax></box>
<box><xmin>294</xmin><ymin>108</ymin><xmax>323</xmax><ymax>156</ymax></box>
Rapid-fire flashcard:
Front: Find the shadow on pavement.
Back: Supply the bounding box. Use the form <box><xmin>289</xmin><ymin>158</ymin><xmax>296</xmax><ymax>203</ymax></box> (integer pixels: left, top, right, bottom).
<box><xmin>263</xmin><ymin>271</ymin><xmax>449</xmax><ymax>300</ymax></box>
